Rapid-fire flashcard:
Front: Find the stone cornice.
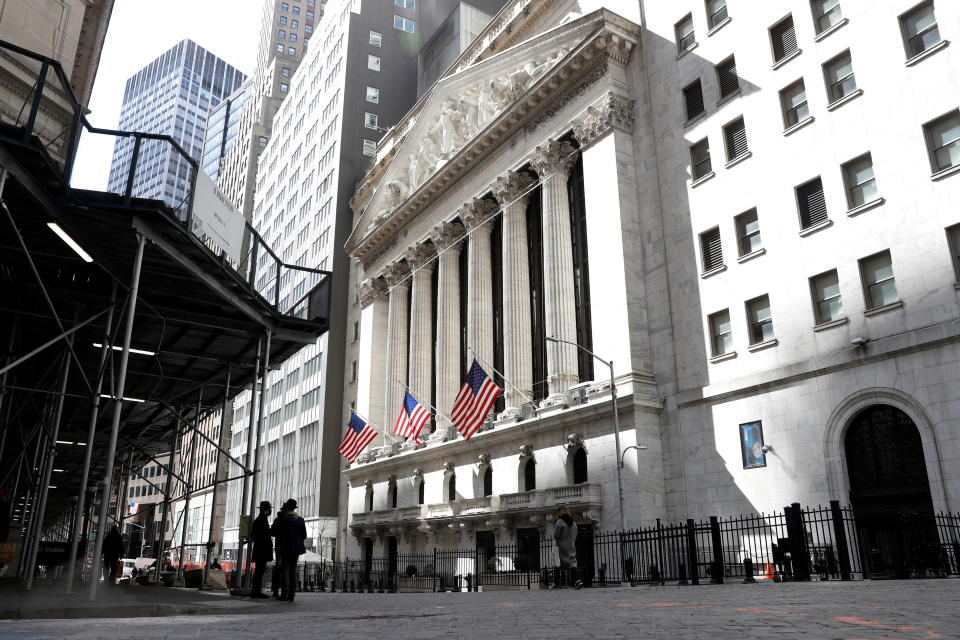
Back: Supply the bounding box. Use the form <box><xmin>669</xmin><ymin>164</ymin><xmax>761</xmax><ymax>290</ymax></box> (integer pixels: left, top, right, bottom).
<box><xmin>346</xmin><ymin>11</ymin><xmax>641</xmax><ymax>267</ymax></box>
<box><xmin>572</xmin><ymin>91</ymin><xmax>636</xmax><ymax>148</ymax></box>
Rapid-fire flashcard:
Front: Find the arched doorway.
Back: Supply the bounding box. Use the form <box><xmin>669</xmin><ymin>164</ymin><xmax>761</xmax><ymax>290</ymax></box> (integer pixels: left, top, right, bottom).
<box><xmin>844</xmin><ymin>404</ymin><xmax>938</xmax><ymax>577</ymax></box>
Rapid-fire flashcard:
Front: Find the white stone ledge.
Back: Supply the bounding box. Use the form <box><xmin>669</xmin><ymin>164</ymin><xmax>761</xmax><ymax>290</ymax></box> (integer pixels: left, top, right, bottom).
<box><xmin>709</xmin><ymin>351</ymin><xmax>737</xmax><ymax>364</ymax></box>
<box><xmin>814</xmin><ymin>18</ymin><xmax>848</xmax><ymax>42</ymax></box>
<box><xmin>905</xmin><ymin>40</ymin><xmax>949</xmax><ymax>67</ymax></box>
<box><xmin>799</xmin><ymin>219</ymin><xmax>832</xmax><ymax>237</ymax></box>
<box><xmin>701</xmin><ymin>264</ymin><xmax>727</xmax><ymax>279</ymax></box>
<box><xmin>690</xmin><ymin>171</ymin><xmax>715</xmax><ymax>188</ymax></box>
<box><xmin>737</xmin><ymin>248</ymin><xmax>766</xmax><ymax>264</ymax></box>
<box><xmin>783</xmin><ymin>116</ymin><xmax>815</xmax><ymax>137</ymax></box>
<box><xmin>725</xmin><ymin>151</ymin><xmax>752</xmax><ymax>169</ymax></box>
<box><xmin>772</xmin><ymin>49</ymin><xmax>802</xmax><ymax>70</ymax></box>
<box><xmin>932</xmin><ymin>164</ymin><xmax>960</xmax><ymax>182</ymax></box>
<box><xmin>707</xmin><ymin>17</ymin><xmax>732</xmax><ymax>37</ymax></box>
<box><xmin>676</xmin><ymin>42</ymin><xmax>700</xmax><ymax>61</ymax></box>
<box><xmin>747</xmin><ymin>338</ymin><xmax>779</xmax><ymax>353</ymax></box>
<box><xmin>847</xmin><ymin>197</ymin><xmax>885</xmax><ymax>217</ymax></box>
<box><xmin>813</xmin><ymin>317</ymin><xmax>848</xmax><ymax>332</ymax></box>
<box><xmin>826</xmin><ymin>88</ymin><xmax>863</xmax><ymax>112</ymax></box>
<box><xmin>864</xmin><ymin>300</ymin><xmax>903</xmax><ymax>317</ymax></box>
<box><xmin>715</xmin><ymin>89</ymin><xmax>741</xmax><ymax>108</ymax></box>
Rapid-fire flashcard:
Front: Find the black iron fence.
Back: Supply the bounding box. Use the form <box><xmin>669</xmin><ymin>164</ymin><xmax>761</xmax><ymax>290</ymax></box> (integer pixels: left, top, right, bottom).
<box><xmin>226</xmin><ymin>502</ymin><xmax>960</xmax><ymax>593</ymax></box>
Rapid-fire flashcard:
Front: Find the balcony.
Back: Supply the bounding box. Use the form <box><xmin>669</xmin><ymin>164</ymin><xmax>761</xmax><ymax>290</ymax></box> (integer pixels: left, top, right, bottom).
<box><xmin>350</xmin><ymin>484</ymin><xmax>601</xmax><ymax>531</ymax></box>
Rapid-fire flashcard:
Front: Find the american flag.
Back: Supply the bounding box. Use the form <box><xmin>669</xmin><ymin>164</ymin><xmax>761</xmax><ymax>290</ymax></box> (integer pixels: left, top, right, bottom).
<box><xmin>451</xmin><ymin>360</ymin><xmax>502</xmax><ymax>440</ymax></box>
<box><xmin>339</xmin><ymin>411</ymin><xmax>376</xmax><ymax>463</ymax></box>
<box><xmin>394</xmin><ymin>391</ymin><xmax>430</xmax><ymax>445</ymax></box>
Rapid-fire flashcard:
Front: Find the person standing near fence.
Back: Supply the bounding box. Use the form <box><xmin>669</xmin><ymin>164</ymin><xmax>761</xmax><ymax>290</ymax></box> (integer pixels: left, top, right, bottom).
<box><xmin>553</xmin><ymin>507</ymin><xmax>583</xmax><ymax>589</ymax></box>
<box><xmin>271</xmin><ymin>498</ymin><xmax>307</xmax><ymax>602</ymax></box>
<box><xmin>102</xmin><ymin>525</ymin><xmax>124</xmax><ymax>585</ymax></box>
<box><xmin>249</xmin><ymin>500</ymin><xmax>273</xmax><ymax>598</ymax></box>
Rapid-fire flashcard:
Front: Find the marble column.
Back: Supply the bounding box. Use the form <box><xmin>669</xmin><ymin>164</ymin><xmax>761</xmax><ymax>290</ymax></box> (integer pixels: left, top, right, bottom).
<box><xmin>356</xmin><ymin>278</ymin><xmax>389</xmax><ymax>429</ymax></box>
<box><xmin>459</xmin><ymin>198</ymin><xmax>499</xmax><ymax>372</ymax></box>
<box><xmin>492</xmin><ymin>170</ymin><xmax>535</xmax><ymax>418</ymax></box>
<box><xmin>406</xmin><ymin>243</ymin><xmax>437</xmax><ymax>418</ymax></box>
<box><xmin>431</xmin><ymin>221</ymin><xmax>465</xmax><ymax>430</ymax></box>
<box><xmin>382</xmin><ymin>260</ymin><xmax>411</xmax><ymax>433</ymax></box>
<box><xmin>530</xmin><ymin>139</ymin><xmax>580</xmax><ymax>405</ymax></box>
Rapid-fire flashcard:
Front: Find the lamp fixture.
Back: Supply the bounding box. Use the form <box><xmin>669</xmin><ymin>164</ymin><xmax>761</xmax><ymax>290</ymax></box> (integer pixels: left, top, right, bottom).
<box><xmin>850</xmin><ymin>336</ymin><xmax>869</xmax><ymax>347</ymax></box>
<box><xmin>92</xmin><ymin>342</ymin><xmax>156</xmax><ymax>356</ymax></box>
<box><xmin>100</xmin><ymin>394</ymin><xmax>145</xmax><ymax>403</ymax></box>
<box><xmin>47</xmin><ymin>222</ymin><xmax>93</xmax><ymax>262</ymax></box>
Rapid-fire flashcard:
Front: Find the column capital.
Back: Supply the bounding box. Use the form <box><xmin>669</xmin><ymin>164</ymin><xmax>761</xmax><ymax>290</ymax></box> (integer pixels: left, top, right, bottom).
<box><xmin>406</xmin><ymin>242</ymin><xmax>438</xmax><ymax>271</ymax></box>
<box><xmin>357</xmin><ymin>277</ymin><xmax>388</xmax><ymax>309</ymax></box>
<box><xmin>431</xmin><ymin>220</ymin><xmax>466</xmax><ymax>252</ymax></box>
<box><xmin>492</xmin><ymin>170</ymin><xmax>535</xmax><ymax>209</ymax></box>
<box><xmin>572</xmin><ymin>92</ymin><xmax>636</xmax><ymax>147</ymax></box>
<box><xmin>381</xmin><ymin>260</ymin><xmax>411</xmax><ymax>288</ymax></box>
<box><xmin>458</xmin><ymin>197</ymin><xmax>499</xmax><ymax>232</ymax></box>
<box><xmin>530</xmin><ymin>139</ymin><xmax>578</xmax><ymax>178</ymax></box>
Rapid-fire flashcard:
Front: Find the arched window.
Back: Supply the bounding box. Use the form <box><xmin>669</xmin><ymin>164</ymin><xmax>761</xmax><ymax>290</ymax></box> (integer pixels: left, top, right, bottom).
<box><xmin>483</xmin><ymin>466</ymin><xmax>493</xmax><ymax>497</ymax></box>
<box><xmin>524</xmin><ymin>458</ymin><xmax>536</xmax><ymax>491</ymax></box>
<box><xmin>366</xmin><ymin>486</ymin><xmax>374</xmax><ymax>512</ymax></box>
<box><xmin>417</xmin><ymin>479</ymin><xmax>425</xmax><ymax>505</ymax></box>
<box><xmin>448</xmin><ymin>473</ymin><xmax>456</xmax><ymax>502</ymax></box>
<box><xmin>573</xmin><ymin>448</ymin><xmax>588</xmax><ymax>484</ymax></box>
<box><xmin>388</xmin><ymin>481</ymin><xmax>397</xmax><ymax>509</ymax></box>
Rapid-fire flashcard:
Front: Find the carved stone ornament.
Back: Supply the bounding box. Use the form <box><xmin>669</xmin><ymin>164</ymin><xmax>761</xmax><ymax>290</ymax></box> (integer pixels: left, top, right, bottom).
<box><xmin>387</xmin><ymin>474</ymin><xmax>397</xmax><ymax>483</ymax></box>
<box><xmin>519</xmin><ymin>444</ymin><xmax>534</xmax><ymax>458</ymax></box>
<box><xmin>565</xmin><ymin>433</ymin><xmax>584</xmax><ymax>450</ymax></box>
<box><xmin>405</xmin><ymin>242</ymin><xmax>438</xmax><ymax>271</ymax></box>
<box><xmin>443</xmin><ymin>461</ymin><xmax>455</xmax><ymax>472</ymax></box>
<box><xmin>356</xmin><ymin>452</ymin><xmax>373</xmax><ymax>465</ymax></box>
<box><xmin>357</xmin><ymin>277</ymin><xmax>388</xmax><ymax>309</ymax></box>
<box><xmin>492</xmin><ymin>170</ymin><xmax>535</xmax><ymax>208</ymax></box>
<box><xmin>458</xmin><ymin>197</ymin><xmax>499</xmax><ymax>232</ymax></box>
<box><xmin>477</xmin><ymin>453</ymin><xmax>491</xmax><ymax>466</ymax></box>
<box><xmin>364</xmin><ymin>479</ymin><xmax>373</xmax><ymax>489</ymax></box>
<box><xmin>572</xmin><ymin>92</ymin><xmax>636</xmax><ymax>147</ymax></box>
<box><xmin>412</xmin><ymin>467</ymin><xmax>423</xmax><ymax>478</ymax></box>
<box><xmin>381</xmin><ymin>260</ymin><xmax>411</xmax><ymax>288</ymax></box>
<box><xmin>431</xmin><ymin>220</ymin><xmax>466</xmax><ymax>252</ymax></box>
<box><xmin>530</xmin><ymin>139</ymin><xmax>578</xmax><ymax>178</ymax></box>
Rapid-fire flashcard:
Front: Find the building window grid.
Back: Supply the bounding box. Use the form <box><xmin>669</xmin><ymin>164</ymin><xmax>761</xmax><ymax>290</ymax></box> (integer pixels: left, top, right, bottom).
<box><xmin>946</xmin><ymin>224</ymin><xmax>960</xmax><ymax>282</ymax></box>
<box><xmin>683</xmin><ymin>79</ymin><xmax>705</xmax><ymax>121</ymax></box>
<box><xmin>735</xmin><ymin>209</ymin><xmax>762</xmax><ymax>256</ymax></box>
<box><xmin>368</xmin><ymin>54</ymin><xmax>381</xmax><ymax>71</ymax></box>
<box><xmin>723</xmin><ymin>117</ymin><xmax>748</xmax><ymax>162</ymax></box>
<box><xmin>690</xmin><ymin>138</ymin><xmax>712</xmax><ymax>180</ymax></box>
<box><xmin>364</xmin><ymin>112</ymin><xmax>379</xmax><ymax>129</ymax></box>
<box><xmin>796</xmin><ymin>177</ymin><xmax>828</xmax><ymax>229</ymax></box>
<box><xmin>394</xmin><ymin>0</ymin><xmax>415</xmax><ymax>7</ymax></box>
<box><xmin>924</xmin><ymin>110</ymin><xmax>960</xmax><ymax>173</ymax></box>
<box><xmin>676</xmin><ymin>14</ymin><xmax>696</xmax><ymax>54</ymax></box>
<box><xmin>699</xmin><ymin>226</ymin><xmax>723</xmax><ymax>272</ymax></box>
<box><xmin>393</xmin><ymin>15</ymin><xmax>415</xmax><ymax>33</ymax></box>
<box><xmin>780</xmin><ymin>80</ymin><xmax>809</xmax><ymax>128</ymax></box>
<box><xmin>901</xmin><ymin>2</ymin><xmax>941</xmax><ymax>58</ymax></box>
<box><xmin>770</xmin><ymin>15</ymin><xmax>799</xmax><ymax>63</ymax></box>
<box><xmin>859</xmin><ymin>251</ymin><xmax>898</xmax><ymax>309</ymax></box>
<box><xmin>709</xmin><ymin>310</ymin><xmax>733</xmax><ymax>357</ymax></box>
<box><xmin>716</xmin><ymin>56</ymin><xmax>739</xmax><ymax>99</ymax></box>
<box><xmin>824</xmin><ymin>50</ymin><xmax>857</xmax><ymax>103</ymax></box>
<box><xmin>746</xmin><ymin>295</ymin><xmax>774</xmax><ymax>345</ymax></box>
<box><xmin>369</xmin><ymin>31</ymin><xmax>382</xmax><ymax>46</ymax></box>
<box><xmin>812</xmin><ymin>0</ymin><xmax>843</xmax><ymax>34</ymax></box>
<box><xmin>706</xmin><ymin>0</ymin><xmax>728</xmax><ymax>30</ymax></box>
<box><xmin>842</xmin><ymin>154</ymin><xmax>878</xmax><ymax>208</ymax></box>
<box><xmin>811</xmin><ymin>269</ymin><xmax>843</xmax><ymax>324</ymax></box>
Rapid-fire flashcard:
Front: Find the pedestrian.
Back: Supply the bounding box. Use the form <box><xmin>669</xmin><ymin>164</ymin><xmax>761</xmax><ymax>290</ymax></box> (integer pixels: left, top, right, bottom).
<box><xmin>250</xmin><ymin>500</ymin><xmax>273</xmax><ymax>598</ymax></box>
<box><xmin>102</xmin><ymin>525</ymin><xmax>124</xmax><ymax>585</ymax></box>
<box><xmin>270</xmin><ymin>498</ymin><xmax>307</xmax><ymax>602</ymax></box>
<box><xmin>553</xmin><ymin>506</ymin><xmax>582</xmax><ymax>589</ymax></box>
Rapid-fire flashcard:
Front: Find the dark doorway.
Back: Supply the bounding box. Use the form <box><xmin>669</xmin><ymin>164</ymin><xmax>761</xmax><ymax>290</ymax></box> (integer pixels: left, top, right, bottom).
<box><xmin>476</xmin><ymin>530</ymin><xmax>495</xmax><ymax>573</ymax></box>
<box><xmin>844</xmin><ymin>404</ymin><xmax>938</xmax><ymax>578</ymax></box>
<box><xmin>516</xmin><ymin>527</ymin><xmax>541</xmax><ymax>572</ymax></box>
<box><xmin>387</xmin><ymin>536</ymin><xmax>398</xmax><ymax>590</ymax></box>
<box><xmin>483</xmin><ymin>466</ymin><xmax>493</xmax><ymax>497</ymax></box>
<box><xmin>575</xmin><ymin>524</ymin><xmax>595</xmax><ymax>587</ymax></box>
<box><xmin>388</xmin><ymin>481</ymin><xmax>398</xmax><ymax>509</ymax></box>
<box><xmin>448</xmin><ymin>474</ymin><xmax>456</xmax><ymax>502</ymax></box>
<box><xmin>524</xmin><ymin>458</ymin><xmax>536</xmax><ymax>491</ymax></box>
<box><xmin>362</xmin><ymin>537</ymin><xmax>374</xmax><ymax>589</ymax></box>
<box><xmin>417</xmin><ymin>479</ymin><xmax>425</xmax><ymax>505</ymax></box>
<box><xmin>573</xmin><ymin>448</ymin><xmax>588</xmax><ymax>484</ymax></box>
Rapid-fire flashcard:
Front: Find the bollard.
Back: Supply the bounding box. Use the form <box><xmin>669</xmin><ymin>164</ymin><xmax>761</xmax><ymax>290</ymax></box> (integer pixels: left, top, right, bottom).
<box><xmin>743</xmin><ymin>557</ymin><xmax>757</xmax><ymax>583</ymax></box>
<box><xmin>465</xmin><ymin>572</ymin><xmax>473</xmax><ymax>592</ymax></box>
<box><xmin>678</xmin><ymin>562</ymin><xmax>689</xmax><ymax>586</ymax></box>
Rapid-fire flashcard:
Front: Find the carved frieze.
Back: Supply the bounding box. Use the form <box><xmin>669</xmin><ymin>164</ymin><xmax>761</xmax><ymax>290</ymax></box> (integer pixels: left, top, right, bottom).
<box><xmin>430</xmin><ymin>220</ymin><xmax>466</xmax><ymax>252</ymax></box>
<box><xmin>530</xmin><ymin>139</ymin><xmax>578</xmax><ymax>178</ymax></box>
<box><xmin>477</xmin><ymin>453</ymin><xmax>491</xmax><ymax>466</ymax></box>
<box><xmin>443</xmin><ymin>461</ymin><xmax>455</xmax><ymax>472</ymax></box>
<box><xmin>405</xmin><ymin>242</ymin><xmax>438</xmax><ymax>271</ymax></box>
<box><xmin>572</xmin><ymin>92</ymin><xmax>636</xmax><ymax>147</ymax></box>
<box><xmin>381</xmin><ymin>260</ymin><xmax>411</xmax><ymax>288</ymax></box>
<box><xmin>357</xmin><ymin>277</ymin><xmax>388</xmax><ymax>309</ymax></box>
<box><xmin>519</xmin><ymin>444</ymin><xmax>534</xmax><ymax>458</ymax></box>
<box><xmin>492</xmin><ymin>170</ymin><xmax>535</xmax><ymax>208</ymax></box>
<box><xmin>565</xmin><ymin>433</ymin><xmax>584</xmax><ymax>450</ymax></box>
<box><xmin>458</xmin><ymin>198</ymin><xmax>499</xmax><ymax>232</ymax></box>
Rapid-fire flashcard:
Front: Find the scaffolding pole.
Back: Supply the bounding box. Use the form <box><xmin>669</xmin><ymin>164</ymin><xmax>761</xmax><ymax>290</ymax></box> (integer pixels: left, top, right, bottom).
<box><xmin>236</xmin><ymin>337</ymin><xmax>261</xmax><ymax>589</ymax></box>
<box><xmin>243</xmin><ymin>331</ymin><xmax>270</xmax><ymax>587</ymax></box>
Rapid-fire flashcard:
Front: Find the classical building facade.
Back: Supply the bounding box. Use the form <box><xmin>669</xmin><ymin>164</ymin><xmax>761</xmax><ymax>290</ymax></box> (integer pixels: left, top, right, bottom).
<box><xmin>341</xmin><ymin>0</ymin><xmax>960</xmax><ymax>559</ymax></box>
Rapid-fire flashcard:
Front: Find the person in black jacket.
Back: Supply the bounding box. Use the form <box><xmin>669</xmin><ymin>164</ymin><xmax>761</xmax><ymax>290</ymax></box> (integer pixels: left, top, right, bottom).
<box><xmin>250</xmin><ymin>501</ymin><xmax>272</xmax><ymax>598</ymax></box>
<box><xmin>102</xmin><ymin>526</ymin><xmax>124</xmax><ymax>584</ymax></box>
<box><xmin>270</xmin><ymin>499</ymin><xmax>307</xmax><ymax>602</ymax></box>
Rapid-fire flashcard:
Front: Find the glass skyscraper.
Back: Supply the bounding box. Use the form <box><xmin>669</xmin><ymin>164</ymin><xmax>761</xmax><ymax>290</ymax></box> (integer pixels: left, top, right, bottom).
<box><xmin>107</xmin><ymin>39</ymin><xmax>246</xmax><ymax>210</ymax></box>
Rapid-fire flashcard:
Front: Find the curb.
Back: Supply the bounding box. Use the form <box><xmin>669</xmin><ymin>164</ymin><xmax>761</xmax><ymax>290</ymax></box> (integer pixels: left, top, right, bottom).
<box><xmin>0</xmin><ymin>601</ymin><xmax>268</xmax><ymax>620</ymax></box>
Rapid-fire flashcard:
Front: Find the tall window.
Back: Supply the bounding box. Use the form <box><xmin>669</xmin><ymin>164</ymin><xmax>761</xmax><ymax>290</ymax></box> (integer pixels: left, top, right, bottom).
<box><xmin>812</xmin><ymin>0</ymin><xmax>843</xmax><ymax>34</ymax></box>
<box><xmin>280</xmin><ymin>83</ymin><xmax>289</xmax><ymax>94</ymax></box>
<box><xmin>823</xmin><ymin>50</ymin><xmax>857</xmax><ymax>103</ymax></box>
<box><xmin>746</xmin><ymin>295</ymin><xmax>774</xmax><ymax>345</ymax></box>
<box><xmin>723</xmin><ymin>117</ymin><xmax>748</xmax><ymax>162</ymax></box>
<box><xmin>568</xmin><ymin>154</ymin><xmax>594</xmax><ymax>382</ymax></box>
<box><xmin>810</xmin><ymin>269</ymin><xmax>843</xmax><ymax>324</ymax></box>
<box><xmin>709</xmin><ymin>310</ymin><xmax>733</xmax><ymax>357</ymax></box>
<box><xmin>447</xmin><ymin>474</ymin><xmax>456</xmax><ymax>502</ymax></box>
<box><xmin>780</xmin><ymin>80</ymin><xmax>809</xmax><ymax>128</ymax></box>
<box><xmin>279</xmin><ymin>15</ymin><xmax>288</xmax><ymax>25</ymax></box>
<box><xmin>796</xmin><ymin>177</ymin><xmax>828</xmax><ymax>230</ymax></box>
<box><xmin>364</xmin><ymin>112</ymin><xmax>378</xmax><ymax>129</ymax></box>
<box><xmin>483</xmin><ymin>466</ymin><xmax>493</xmax><ymax>497</ymax></box>
<box><xmin>366</xmin><ymin>487</ymin><xmax>374</xmax><ymax>512</ymax></box>
<box><xmin>366</xmin><ymin>86</ymin><xmax>380</xmax><ymax>103</ymax></box>
<box><xmin>924</xmin><ymin>110</ymin><xmax>960</xmax><ymax>173</ymax></box>
<box><xmin>288</xmin><ymin>46</ymin><xmax>296</xmax><ymax>56</ymax></box>
<box><xmin>388</xmin><ymin>481</ymin><xmax>397</xmax><ymax>508</ymax></box>
<box><xmin>394</xmin><ymin>0</ymin><xmax>415</xmax><ymax>7</ymax></box>
<box><xmin>842</xmin><ymin>154</ymin><xmax>878</xmax><ymax>208</ymax></box>
<box><xmin>675</xmin><ymin>14</ymin><xmax>696</xmax><ymax>54</ymax></box>
<box><xmin>369</xmin><ymin>31</ymin><xmax>382</xmax><ymax>46</ymax></box>
<box><xmin>859</xmin><ymin>251</ymin><xmax>898</xmax><ymax>309</ymax></box>
<box><xmin>368</xmin><ymin>54</ymin><xmax>381</xmax><ymax>71</ymax></box>
<box><xmin>524</xmin><ymin>458</ymin><xmax>536</xmax><ymax>492</ymax></box>
<box><xmin>393</xmin><ymin>15</ymin><xmax>415</xmax><ymax>33</ymax></box>
<box><xmin>572</xmin><ymin>449</ymin><xmax>588</xmax><ymax>484</ymax></box>
<box><xmin>690</xmin><ymin>138</ymin><xmax>712</xmax><ymax>180</ymax></box>
<box><xmin>770</xmin><ymin>15</ymin><xmax>799</xmax><ymax>64</ymax></box>
<box><xmin>683</xmin><ymin>79</ymin><xmax>705</xmax><ymax>121</ymax></box>
<box><xmin>362</xmin><ymin>139</ymin><xmax>377</xmax><ymax>157</ymax></box>
<box><xmin>716</xmin><ymin>56</ymin><xmax>739</xmax><ymax>99</ymax></box>
<box><xmin>735</xmin><ymin>209</ymin><xmax>762</xmax><ymax>256</ymax></box>
<box><xmin>417</xmin><ymin>479</ymin><xmax>424</xmax><ymax>505</ymax></box>
<box><xmin>706</xmin><ymin>0</ymin><xmax>728</xmax><ymax>29</ymax></box>
<box><xmin>900</xmin><ymin>2</ymin><xmax>940</xmax><ymax>58</ymax></box>
<box><xmin>699</xmin><ymin>226</ymin><xmax>723</xmax><ymax>273</ymax></box>
<box><xmin>946</xmin><ymin>224</ymin><xmax>960</xmax><ymax>282</ymax></box>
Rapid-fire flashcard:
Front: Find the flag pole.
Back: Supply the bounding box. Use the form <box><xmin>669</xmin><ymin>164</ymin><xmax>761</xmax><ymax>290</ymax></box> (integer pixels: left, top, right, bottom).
<box><xmin>395</xmin><ymin>380</ymin><xmax>455</xmax><ymax>428</ymax></box>
<box><xmin>466</xmin><ymin>347</ymin><xmax>536</xmax><ymax>406</ymax></box>
<box><xmin>350</xmin><ymin>408</ymin><xmax>400</xmax><ymax>445</ymax></box>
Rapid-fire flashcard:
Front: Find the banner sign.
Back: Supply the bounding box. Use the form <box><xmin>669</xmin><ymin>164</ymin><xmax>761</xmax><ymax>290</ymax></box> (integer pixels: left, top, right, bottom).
<box><xmin>191</xmin><ymin>171</ymin><xmax>246</xmax><ymax>267</ymax></box>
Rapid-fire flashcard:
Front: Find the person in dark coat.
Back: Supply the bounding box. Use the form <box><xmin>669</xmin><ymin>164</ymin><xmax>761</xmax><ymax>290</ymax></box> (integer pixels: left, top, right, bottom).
<box><xmin>553</xmin><ymin>506</ymin><xmax>582</xmax><ymax>590</ymax></box>
<box><xmin>270</xmin><ymin>498</ymin><xmax>307</xmax><ymax>602</ymax></box>
<box><xmin>250</xmin><ymin>501</ymin><xmax>273</xmax><ymax>598</ymax></box>
<box><xmin>102</xmin><ymin>525</ymin><xmax>124</xmax><ymax>584</ymax></box>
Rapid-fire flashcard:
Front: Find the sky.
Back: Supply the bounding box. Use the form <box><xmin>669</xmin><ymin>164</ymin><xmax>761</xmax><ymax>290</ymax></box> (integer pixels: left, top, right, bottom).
<box><xmin>71</xmin><ymin>0</ymin><xmax>263</xmax><ymax>191</ymax></box>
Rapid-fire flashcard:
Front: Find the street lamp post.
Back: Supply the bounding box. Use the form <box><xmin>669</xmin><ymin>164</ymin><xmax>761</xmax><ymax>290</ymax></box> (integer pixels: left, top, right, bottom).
<box><xmin>546</xmin><ymin>337</ymin><xmax>637</xmax><ymax>588</ymax></box>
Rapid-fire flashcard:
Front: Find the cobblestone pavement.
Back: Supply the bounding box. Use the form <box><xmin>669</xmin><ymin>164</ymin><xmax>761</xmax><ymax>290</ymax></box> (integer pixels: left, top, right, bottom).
<box><xmin>2</xmin><ymin>580</ymin><xmax>960</xmax><ymax>640</ymax></box>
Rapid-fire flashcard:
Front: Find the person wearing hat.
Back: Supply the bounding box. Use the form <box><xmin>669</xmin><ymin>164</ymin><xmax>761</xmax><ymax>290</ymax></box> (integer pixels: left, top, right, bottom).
<box><xmin>270</xmin><ymin>498</ymin><xmax>307</xmax><ymax>602</ymax></box>
<box><xmin>249</xmin><ymin>500</ymin><xmax>273</xmax><ymax>598</ymax></box>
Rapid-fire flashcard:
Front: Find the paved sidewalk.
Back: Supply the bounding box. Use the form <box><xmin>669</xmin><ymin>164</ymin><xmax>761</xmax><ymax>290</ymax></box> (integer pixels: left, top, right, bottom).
<box><xmin>1</xmin><ymin>580</ymin><xmax>959</xmax><ymax>639</ymax></box>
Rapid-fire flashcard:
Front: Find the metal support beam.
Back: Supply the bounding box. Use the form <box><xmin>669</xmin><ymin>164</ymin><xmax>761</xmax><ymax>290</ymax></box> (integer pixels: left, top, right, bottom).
<box><xmin>0</xmin><ymin>308</ymin><xmax>111</xmax><ymax>378</ymax></box>
<box><xmin>204</xmin><ymin>365</ymin><xmax>230</xmax><ymax>585</ymax></box>
<box><xmin>155</xmin><ymin>415</ymin><xmax>180</xmax><ymax>583</ymax></box>
<box><xmin>154</xmin><ymin>399</ymin><xmax>249</xmax><ymax>475</ymax></box>
<box><xmin>89</xmin><ymin>233</ymin><xmax>146</xmax><ymax>601</ymax></box>
<box><xmin>236</xmin><ymin>337</ymin><xmax>260</xmax><ymax>588</ymax></box>
<box><xmin>118</xmin><ymin>435</ymin><xmax>188</xmax><ymax>486</ymax></box>
<box><xmin>176</xmin><ymin>387</ymin><xmax>202</xmax><ymax>580</ymax></box>
<box><xmin>243</xmin><ymin>331</ymin><xmax>270</xmax><ymax>586</ymax></box>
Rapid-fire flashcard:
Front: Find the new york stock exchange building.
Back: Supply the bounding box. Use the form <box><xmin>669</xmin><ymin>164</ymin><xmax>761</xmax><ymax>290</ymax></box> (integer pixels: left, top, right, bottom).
<box><xmin>338</xmin><ymin>0</ymin><xmax>960</xmax><ymax>570</ymax></box>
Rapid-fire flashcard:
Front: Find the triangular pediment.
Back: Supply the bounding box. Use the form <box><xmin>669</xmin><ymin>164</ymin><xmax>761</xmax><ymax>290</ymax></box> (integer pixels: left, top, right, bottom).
<box><xmin>351</xmin><ymin>12</ymin><xmax>609</xmax><ymax>245</ymax></box>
